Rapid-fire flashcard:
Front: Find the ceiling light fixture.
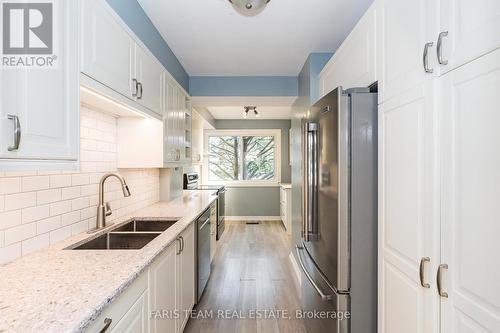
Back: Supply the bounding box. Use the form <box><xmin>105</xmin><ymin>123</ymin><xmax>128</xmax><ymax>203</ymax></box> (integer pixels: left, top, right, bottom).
<box><xmin>228</xmin><ymin>0</ymin><xmax>271</xmax><ymax>16</ymax></box>
<box><xmin>243</xmin><ymin>106</ymin><xmax>259</xmax><ymax>119</ymax></box>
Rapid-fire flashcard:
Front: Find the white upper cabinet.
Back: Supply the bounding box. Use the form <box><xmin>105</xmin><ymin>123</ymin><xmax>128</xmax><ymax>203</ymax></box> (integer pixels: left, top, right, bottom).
<box><xmin>0</xmin><ymin>0</ymin><xmax>79</xmax><ymax>168</ymax></box>
<box><xmin>319</xmin><ymin>3</ymin><xmax>377</xmax><ymax>97</ymax></box>
<box><xmin>134</xmin><ymin>45</ymin><xmax>163</xmax><ymax>115</ymax></box>
<box><xmin>438</xmin><ymin>0</ymin><xmax>500</xmax><ymax>75</ymax></box>
<box><xmin>81</xmin><ymin>0</ymin><xmax>134</xmax><ymax>98</ymax></box>
<box><xmin>440</xmin><ymin>48</ymin><xmax>500</xmax><ymax>333</ymax></box>
<box><xmin>81</xmin><ymin>0</ymin><xmax>175</xmax><ymax>119</ymax></box>
<box><xmin>377</xmin><ymin>0</ymin><xmax>439</xmax><ymax>103</ymax></box>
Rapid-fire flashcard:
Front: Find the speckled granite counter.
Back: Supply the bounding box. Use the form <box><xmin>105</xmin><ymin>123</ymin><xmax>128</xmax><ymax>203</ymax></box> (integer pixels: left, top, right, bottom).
<box><xmin>0</xmin><ymin>190</ymin><xmax>217</xmax><ymax>333</ymax></box>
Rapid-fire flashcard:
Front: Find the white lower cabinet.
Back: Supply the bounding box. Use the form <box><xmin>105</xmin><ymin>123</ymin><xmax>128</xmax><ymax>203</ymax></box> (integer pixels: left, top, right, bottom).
<box><xmin>85</xmin><ymin>223</ymin><xmax>197</xmax><ymax>333</ymax></box>
<box><xmin>149</xmin><ymin>223</ymin><xmax>195</xmax><ymax>333</ymax></box>
<box><xmin>280</xmin><ymin>186</ymin><xmax>292</xmax><ymax>234</ymax></box>
<box><xmin>84</xmin><ymin>273</ymin><xmax>149</xmax><ymax>333</ymax></box>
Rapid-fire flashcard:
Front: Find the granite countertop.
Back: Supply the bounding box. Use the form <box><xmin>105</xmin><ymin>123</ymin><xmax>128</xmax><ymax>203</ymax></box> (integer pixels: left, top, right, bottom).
<box><xmin>0</xmin><ymin>190</ymin><xmax>217</xmax><ymax>333</ymax></box>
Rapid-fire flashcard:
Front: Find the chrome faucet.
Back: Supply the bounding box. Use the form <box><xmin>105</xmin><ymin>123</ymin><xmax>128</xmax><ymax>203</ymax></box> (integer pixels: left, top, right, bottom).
<box><xmin>89</xmin><ymin>173</ymin><xmax>131</xmax><ymax>233</ymax></box>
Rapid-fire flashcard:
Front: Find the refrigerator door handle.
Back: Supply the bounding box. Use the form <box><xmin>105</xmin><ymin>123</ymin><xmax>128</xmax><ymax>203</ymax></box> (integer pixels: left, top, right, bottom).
<box><xmin>302</xmin><ymin>122</ymin><xmax>319</xmax><ymax>242</ymax></box>
<box><xmin>296</xmin><ymin>245</ymin><xmax>334</xmax><ymax>301</ymax></box>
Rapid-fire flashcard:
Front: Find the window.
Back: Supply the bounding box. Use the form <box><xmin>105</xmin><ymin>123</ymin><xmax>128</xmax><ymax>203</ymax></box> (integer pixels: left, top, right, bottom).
<box><xmin>204</xmin><ymin>130</ymin><xmax>281</xmax><ymax>185</ymax></box>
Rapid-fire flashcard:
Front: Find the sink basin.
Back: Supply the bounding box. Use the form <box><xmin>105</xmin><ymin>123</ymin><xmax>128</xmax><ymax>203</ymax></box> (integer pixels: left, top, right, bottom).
<box><xmin>72</xmin><ymin>232</ymin><xmax>161</xmax><ymax>250</ymax></box>
<box><xmin>68</xmin><ymin>217</ymin><xmax>179</xmax><ymax>250</ymax></box>
<box><xmin>113</xmin><ymin>219</ymin><xmax>178</xmax><ymax>232</ymax></box>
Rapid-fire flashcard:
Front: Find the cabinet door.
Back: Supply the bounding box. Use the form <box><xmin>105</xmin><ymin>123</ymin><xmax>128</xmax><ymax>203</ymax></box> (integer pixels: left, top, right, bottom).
<box><xmin>110</xmin><ymin>291</ymin><xmax>148</xmax><ymax>333</ymax></box>
<box><xmin>377</xmin><ymin>0</ymin><xmax>438</xmax><ymax>103</ymax></box>
<box><xmin>179</xmin><ymin>223</ymin><xmax>196</xmax><ymax>332</ymax></box>
<box><xmin>210</xmin><ymin>203</ymin><xmax>217</xmax><ymax>262</ymax></box>
<box><xmin>81</xmin><ymin>0</ymin><xmax>134</xmax><ymax>99</ymax></box>
<box><xmin>135</xmin><ymin>45</ymin><xmax>163</xmax><ymax>115</ymax></box>
<box><xmin>0</xmin><ymin>0</ymin><xmax>79</xmax><ymax>161</ymax></box>
<box><xmin>439</xmin><ymin>0</ymin><xmax>500</xmax><ymax>74</ymax></box>
<box><xmin>378</xmin><ymin>83</ymin><xmax>439</xmax><ymax>333</ymax></box>
<box><xmin>163</xmin><ymin>77</ymin><xmax>177</xmax><ymax>163</ymax></box>
<box><xmin>440</xmin><ymin>48</ymin><xmax>500</xmax><ymax>333</ymax></box>
<box><xmin>320</xmin><ymin>4</ymin><xmax>376</xmax><ymax>97</ymax></box>
<box><xmin>149</xmin><ymin>242</ymin><xmax>177</xmax><ymax>333</ymax></box>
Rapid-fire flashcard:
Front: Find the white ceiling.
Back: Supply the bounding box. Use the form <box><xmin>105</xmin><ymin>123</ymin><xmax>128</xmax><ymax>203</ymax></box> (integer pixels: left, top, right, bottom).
<box><xmin>137</xmin><ymin>0</ymin><xmax>374</xmax><ymax>76</ymax></box>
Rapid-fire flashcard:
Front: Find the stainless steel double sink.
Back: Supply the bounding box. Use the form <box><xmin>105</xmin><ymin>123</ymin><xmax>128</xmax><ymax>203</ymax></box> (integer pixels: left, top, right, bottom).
<box><xmin>68</xmin><ymin>218</ymin><xmax>179</xmax><ymax>250</ymax></box>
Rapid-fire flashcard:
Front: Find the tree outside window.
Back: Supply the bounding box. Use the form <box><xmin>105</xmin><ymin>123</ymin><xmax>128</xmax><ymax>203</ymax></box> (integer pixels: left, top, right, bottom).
<box><xmin>207</xmin><ymin>134</ymin><xmax>276</xmax><ymax>182</ymax></box>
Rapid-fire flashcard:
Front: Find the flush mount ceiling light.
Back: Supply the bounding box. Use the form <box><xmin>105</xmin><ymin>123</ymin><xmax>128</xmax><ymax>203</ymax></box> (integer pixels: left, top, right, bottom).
<box><xmin>228</xmin><ymin>0</ymin><xmax>271</xmax><ymax>16</ymax></box>
<box><xmin>243</xmin><ymin>106</ymin><xmax>259</xmax><ymax>118</ymax></box>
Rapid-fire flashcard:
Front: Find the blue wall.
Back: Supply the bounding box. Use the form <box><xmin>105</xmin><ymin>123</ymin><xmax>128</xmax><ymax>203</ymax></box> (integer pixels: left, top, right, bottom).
<box><xmin>189</xmin><ymin>76</ymin><xmax>298</xmax><ymax>96</ymax></box>
<box><xmin>106</xmin><ymin>0</ymin><xmax>189</xmax><ymax>91</ymax></box>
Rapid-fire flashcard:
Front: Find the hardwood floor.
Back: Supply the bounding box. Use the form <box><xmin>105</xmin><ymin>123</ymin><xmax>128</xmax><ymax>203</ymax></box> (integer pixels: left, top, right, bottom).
<box><xmin>185</xmin><ymin>221</ymin><xmax>306</xmax><ymax>333</ymax></box>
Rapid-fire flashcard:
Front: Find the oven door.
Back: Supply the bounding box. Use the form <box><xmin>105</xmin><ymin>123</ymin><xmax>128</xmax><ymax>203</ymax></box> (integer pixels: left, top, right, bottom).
<box><xmin>216</xmin><ymin>189</ymin><xmax>225</xmax><ymax>240</ymax></box>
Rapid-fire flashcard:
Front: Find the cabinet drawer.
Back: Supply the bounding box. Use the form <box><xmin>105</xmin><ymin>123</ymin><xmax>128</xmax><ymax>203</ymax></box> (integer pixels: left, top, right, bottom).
<box><xmin>84</xmin><ymin>273</ymin><xmax>148</xmax><ymax>333</ymax></box>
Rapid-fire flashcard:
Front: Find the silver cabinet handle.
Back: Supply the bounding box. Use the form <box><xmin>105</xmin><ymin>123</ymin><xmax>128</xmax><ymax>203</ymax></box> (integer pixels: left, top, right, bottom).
<box><xmin>99</xmin><ymin>318</ymin><xmax>112</xmax><ymax>333</ymax></box>
<box><xmin>176</xmin><ymin>238</ymin><xmax>182</xmax><ymax>255</ymax></box>
<box><xmin>419</xmin><ymin>257</ymin><xmax>431</xmax><ymax>288</ymax></box>
<box><xmin>179</xmin><ymin>236</ymin><xmax>184</xmax><ymax>252</ymax></box>
<box><xmin>7</xmin><ymin>114</ymin><xmax>21</xmax><ymax>151</ymax></box>
<box><xmin>137</xmin><ymin>82</ymin><xmax>143</xmax><ymax>99</ymax></box>
<box><xmin>132</xmin><ymin>79</ymin><xmax>138</xmax><ymax>97</ymax></box>
<box><xmin>437</xmin><ymin>31</ymin><xmax>449</xmax><ymax>65</ymax></box>
<box><xmin>437</xmin><ymin>264</ymin><xmax>449</xmax><ymax>298</ymax></box>
<box><xmin>423</xmin><ymin>42</ymin><xmax>434</xmax><ymax>73</ymax></box>
<box><xmin>296</xmin><ymin>245</ymin><xmax>334</xmax><ymax>301</ymax></box>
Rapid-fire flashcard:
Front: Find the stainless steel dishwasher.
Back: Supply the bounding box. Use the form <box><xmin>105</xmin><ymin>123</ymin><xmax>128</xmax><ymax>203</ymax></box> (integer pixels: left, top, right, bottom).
<box><xmin>197</xmin><ymin>208</ymin><xmax>211</xmax><ymax>302</ymax></box>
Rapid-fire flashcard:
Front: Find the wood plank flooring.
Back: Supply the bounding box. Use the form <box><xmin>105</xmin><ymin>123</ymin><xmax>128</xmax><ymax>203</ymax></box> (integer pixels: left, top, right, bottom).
<box><xmin>185</xmin><ymin>221</ymin><xmax>306</xmax><ymax>333</ymax></box>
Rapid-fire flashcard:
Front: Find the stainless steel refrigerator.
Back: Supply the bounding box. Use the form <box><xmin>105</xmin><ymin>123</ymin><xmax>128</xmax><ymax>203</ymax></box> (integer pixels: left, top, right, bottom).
<box><xmin>296</xmin><ymin>87</ymin><xmax>378</xmax><ymax>333</ymax></box>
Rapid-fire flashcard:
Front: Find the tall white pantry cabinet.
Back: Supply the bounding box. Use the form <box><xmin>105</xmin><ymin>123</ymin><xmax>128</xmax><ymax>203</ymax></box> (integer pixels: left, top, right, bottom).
<box><xmin>376</xmin><ymin>1</ymin><xmax>500</xmax><ymax>333</ymax></box>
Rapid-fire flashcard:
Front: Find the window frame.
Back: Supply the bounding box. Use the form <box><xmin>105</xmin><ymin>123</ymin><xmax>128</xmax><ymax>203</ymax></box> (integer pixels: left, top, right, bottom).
<box><xmin>203</xmin><ymin>129</ymin><xmax>282</xmax><ymax>187</ymax></box>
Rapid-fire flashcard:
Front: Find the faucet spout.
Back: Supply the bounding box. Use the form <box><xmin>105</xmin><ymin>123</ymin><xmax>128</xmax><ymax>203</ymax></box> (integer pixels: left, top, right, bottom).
<box><xmin>89</xmin><ymin>173</ymin><xmax>131</xmax><ymax>233</ymax></box>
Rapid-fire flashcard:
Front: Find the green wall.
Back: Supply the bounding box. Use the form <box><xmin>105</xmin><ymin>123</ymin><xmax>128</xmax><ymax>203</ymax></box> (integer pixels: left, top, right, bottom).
<box><xmin>214</xmin><ymin>119</ymin><xmax>291</xmax><ymax>217</ymax></box>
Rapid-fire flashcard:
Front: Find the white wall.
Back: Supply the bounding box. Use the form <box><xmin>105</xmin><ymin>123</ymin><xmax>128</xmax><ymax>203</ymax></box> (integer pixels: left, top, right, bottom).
<box><xmin>0</xmin><ymin>106</ymin><xmax>160</xmax><ymax>264</ymax></box>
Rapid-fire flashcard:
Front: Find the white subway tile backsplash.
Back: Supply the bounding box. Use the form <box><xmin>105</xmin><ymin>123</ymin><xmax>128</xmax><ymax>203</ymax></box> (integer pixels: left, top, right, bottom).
<box><xmin>5</xmin><ymin>223</ymin><xmax>36</xmax><ymax>245</ymax></box>
<box><xmin>22</xmin><ymin>176</ymin><xmax>50</xmax><ymax>192</ymax></box>
<box><xmin>0</xmin><ymin>106</ymin><xmax>161</xmax><ymax>264</ymax></box>
<box><xmin>49</xmin><ymin>174</ymin><xmax>72</xmax><ymax>188</ymax></box>
<box><xmin>0</xmin><ymin>210</ymin><xmax>22</xmax><ymax>230</ymax></box>
<box><xmin>71</xmin><ymin>197</ymin><xmax>89</xmax><ymax>211</ymax></box>
<box><xmin>22</xmin><ymin>205</ymin><xmax>50</xmax><ymax>224</ymax></box>
<box><xmin>71</xmin><ymin>220</ymin><xmax>89</xmax><ymax>235</ymax></box>
<box><xmin>5</xmin><ymin>192</ymin><xmax>37</xmax><ymax>211</ymax></box>
<box><xmin>49</xmin><ymin>200</ymin><xmax>72</xmax><ymax>216</ymax></box>
<box><xmin>61</xmin><ymin>211</ymin><xmax>80</xmax><ymax>226</ymax></box>
<box><xmin>22</xmin><ymin>233</ymin><xmax>50</xmax><ymax>255</ymax></box>
<box><xmin>61</xmin><ymin>186</ymin><xmax>81</xmax><ymax>200</ymax></box>
<box><xmin>36</xmin><ymin>216</ymin><xmax>61</xmax><ymax>234</ymax></box>
<box><xmin>0</xmin><ymin>178</ymin><xmax>22</xmax><ymax>195</ymax></box>
<box><xmin>37</xmin><ymin>189</ymin><xmax>62</xmax><ymax>205</ymax></box>
<box><xmin>71</xmin><ymin>174</ymin><xmax>90</xmax><ymax>186</ymax></box>
<box><xmin>49</xmin><ymin>226</ymin><xmax>71</xmax><ymax>245</ymax></box>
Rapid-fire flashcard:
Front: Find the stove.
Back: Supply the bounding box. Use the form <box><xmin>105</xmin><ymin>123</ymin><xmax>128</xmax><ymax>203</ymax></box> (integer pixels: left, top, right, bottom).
<box><xmin>183</xmin><ymin>173</ymin><xmax>225</xmax><ymax>240</ymax></box>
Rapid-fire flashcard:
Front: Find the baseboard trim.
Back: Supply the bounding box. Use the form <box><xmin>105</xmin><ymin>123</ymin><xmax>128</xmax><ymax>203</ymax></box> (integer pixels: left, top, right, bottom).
<box><xmin>225</xmin><ymin>216</ymin><xmax>282</xmax><ymax>221</ymax></box>
<box><xmin>289</xmin><ymin>251</ymin><xmax>302</xmax><ymax>289</ymax></box>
